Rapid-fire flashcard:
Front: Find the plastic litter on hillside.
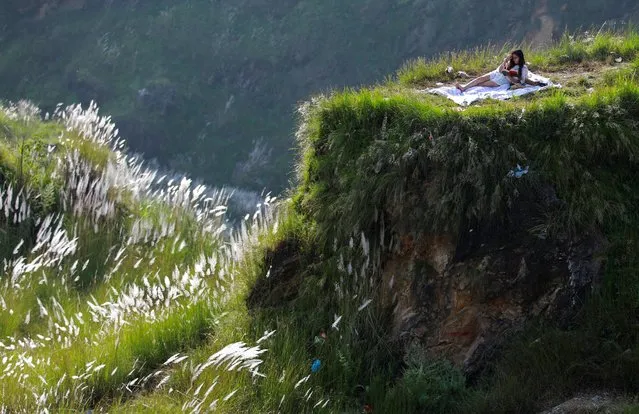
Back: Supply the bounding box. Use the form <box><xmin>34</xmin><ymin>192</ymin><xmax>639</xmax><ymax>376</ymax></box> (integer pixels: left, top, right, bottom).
<box><xmin>311</xmin><ymin>359</ymin><xmax>322</xmax><ymax>373</ymax></box>
<box><xmin>507</xmin><ymin>164</ymin><xmax>529</xmax><ymax>178</ymax></box>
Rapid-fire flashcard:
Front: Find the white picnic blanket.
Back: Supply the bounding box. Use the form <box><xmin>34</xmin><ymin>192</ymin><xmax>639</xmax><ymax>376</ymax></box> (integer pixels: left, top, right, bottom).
<box><xmin>425</xmin><ymin>72</ymin><xmax>559</xmax><ymax>106</ymax></box>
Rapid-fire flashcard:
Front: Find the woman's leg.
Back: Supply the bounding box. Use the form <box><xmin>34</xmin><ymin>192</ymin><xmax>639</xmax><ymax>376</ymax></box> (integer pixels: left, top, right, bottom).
<box><xmin>455</xmin><ymin>74</ymin><xmax>499</xmax><ymax>91</ymax></box>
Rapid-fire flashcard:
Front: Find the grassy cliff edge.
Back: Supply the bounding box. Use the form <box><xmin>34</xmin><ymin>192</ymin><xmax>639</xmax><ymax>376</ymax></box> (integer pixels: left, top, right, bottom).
<box><xmin>288</xmin><ymin>29</ymin><xmax>639</xmax><ymax>412</ymax></box>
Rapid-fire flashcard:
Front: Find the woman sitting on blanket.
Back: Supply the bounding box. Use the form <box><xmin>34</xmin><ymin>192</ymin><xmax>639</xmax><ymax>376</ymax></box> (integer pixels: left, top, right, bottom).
<box><xmin>455</xmin><ymin>50</ymin><xmax>545</xmax><ymax>92</ymax></box>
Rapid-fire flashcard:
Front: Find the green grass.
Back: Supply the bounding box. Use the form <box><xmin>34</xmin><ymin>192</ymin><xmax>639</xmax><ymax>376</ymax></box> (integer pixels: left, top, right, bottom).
<box><xmin>536</xmin><ymin>30</ymin><xmax>639</xmax><ymax>67</ymax></box>
<box><xmin>3</xmin><ymin>29</ymin><xmax>639</xmax><ymax>413</ymax></box>
<box><xmin>0</xmin><ymin>300</ymin><xmax>215</xmax><ymax>409</ymax></box>
<box><xmin>399</xmin><ymin>29</ymin><xmax>639</xmax><ymax>87</ymax></box>
<box><xmin>397</xmin><ymin>44</ymin><xmax>510</xmax><ymax>86</ymax></box>
<box><xmin>294</xmin><ymin>80</ymin><xmax>639</xmax><ymax>250</ymax></box>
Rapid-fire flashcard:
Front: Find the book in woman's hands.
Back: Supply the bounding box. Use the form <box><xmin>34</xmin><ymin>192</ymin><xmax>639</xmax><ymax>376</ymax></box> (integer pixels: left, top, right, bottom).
<box><xmin>501</xmin><ymin>69</ymin><xmax>519</xmax><ymax>77</ymax></box>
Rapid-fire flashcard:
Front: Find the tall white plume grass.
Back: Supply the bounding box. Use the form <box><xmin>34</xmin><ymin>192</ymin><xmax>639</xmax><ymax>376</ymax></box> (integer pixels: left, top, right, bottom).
<box><xmin>0</xmin><ymin>100</ymin><xmax>279</xmax><ymax>412</ymax></box>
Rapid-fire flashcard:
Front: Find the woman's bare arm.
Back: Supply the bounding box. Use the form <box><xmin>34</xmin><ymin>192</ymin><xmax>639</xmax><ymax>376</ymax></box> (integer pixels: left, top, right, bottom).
<box><xmin>498</xmin><ymin>56</ymin><xmax>509</xmax><ymax>71</ymax></box>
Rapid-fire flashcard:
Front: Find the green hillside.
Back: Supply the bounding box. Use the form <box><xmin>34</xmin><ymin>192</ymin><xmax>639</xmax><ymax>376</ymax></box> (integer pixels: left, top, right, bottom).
<box><xmin>0</xmin><ymin>1</ymin><xmax>638</xmax><ymax>191</ymax></box>
<box><xmin>1</xmin><ymin>31</ymin><xmax>639</xmax><ymax>413</ymax></box>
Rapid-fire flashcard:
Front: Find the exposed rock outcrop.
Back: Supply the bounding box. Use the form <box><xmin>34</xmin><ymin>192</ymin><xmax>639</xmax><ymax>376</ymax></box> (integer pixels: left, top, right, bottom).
<box><xmin>539</xmin><ymin>393</ymin><xmax>631</xmax><ymax>414</ymax></box>
<box><xmin>380</xmin><ymin>186</ymin><xmax>607</xmax><ymax>378</ymax></box>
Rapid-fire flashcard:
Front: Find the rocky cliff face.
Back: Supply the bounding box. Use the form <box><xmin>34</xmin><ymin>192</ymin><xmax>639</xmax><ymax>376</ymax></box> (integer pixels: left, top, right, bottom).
<box><xmin>259</xmin><ymin>183</ymin><xmax>609</xmax><ymax>380</ymax></box>
<box><xmin>381</xmin><ymin>187</ymin><xmax>607</xmax><ymax>378</ymax></box>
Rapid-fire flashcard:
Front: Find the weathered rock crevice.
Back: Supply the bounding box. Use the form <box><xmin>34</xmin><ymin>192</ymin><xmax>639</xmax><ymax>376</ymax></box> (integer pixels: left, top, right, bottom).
<box><xmin>247</xmin><ymin>239</ymin><xmax>303</xmax><ymax>310</ymax></box>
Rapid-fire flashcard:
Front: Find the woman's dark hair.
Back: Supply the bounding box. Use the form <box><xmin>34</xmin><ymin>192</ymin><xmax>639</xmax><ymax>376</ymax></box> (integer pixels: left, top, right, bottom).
<box><xmin>508</xmin><ymin>50</ymin><xmax>526</xmax><ymax>79</ymax></box>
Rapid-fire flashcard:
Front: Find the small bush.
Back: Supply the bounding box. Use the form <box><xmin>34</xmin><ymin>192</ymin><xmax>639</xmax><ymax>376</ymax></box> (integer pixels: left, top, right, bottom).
<box><xmin>371</xmin><ymin>344</ymin><xmax>471</xmax><ymax>414</ymax></box>
<box><xmin>402</xmin><ymin>350</ymin><xmax>469</xmax><ymax>412</ymax></box>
